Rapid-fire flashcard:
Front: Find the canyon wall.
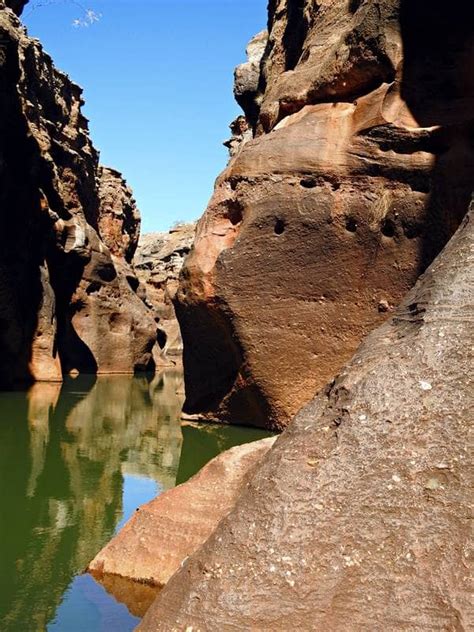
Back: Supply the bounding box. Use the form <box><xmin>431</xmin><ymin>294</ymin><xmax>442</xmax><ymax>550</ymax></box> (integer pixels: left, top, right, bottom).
<box><xmin>175</xmin><ymin>0</ymin><xmax>474</xmax><ymax>429</ymax></box>
<box><xmin>0</xmin><ymin>2</ymin><xmax>157</xmax><ymax>385</ymax></box>
<box><xmin>135</xmin><ymin>224</ymin><xmax>195</xmax><ymax>367</ymax></box>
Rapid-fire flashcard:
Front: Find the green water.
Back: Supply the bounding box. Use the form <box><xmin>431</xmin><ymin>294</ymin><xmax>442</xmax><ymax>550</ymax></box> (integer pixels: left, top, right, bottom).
<box><xmin>0</xmin><ymin>372</ymin><xmax>271</xmax><ymax>632</ymax></box>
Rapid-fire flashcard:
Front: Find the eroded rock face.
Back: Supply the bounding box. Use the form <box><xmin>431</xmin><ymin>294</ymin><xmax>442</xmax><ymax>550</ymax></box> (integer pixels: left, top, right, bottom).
<box><xmin>135</xmin><ymin>224</ymin><xmax>195</xmax><ymax>367</ymax></box>
<box><xmin>140</xmin><ymin>200</ymin><xmax>474</xmax><ymax>631</ymax></box>
<box><xmin>97</xmin><ymin>166</ymin><xmax>141</xmax><ymax>264</ymax></box>
<box><xmin>0</xmin><ymin>6</ymin><xmax>156</xmax><ymax>384</ymax></box>
<box><xmin>175</xmin><ymin>0</ymin><xmax>474</xmax><ymax>429</ymax></box>
<box><xmin>88</xmin><ymin>437</ymin><xmax>275</xmax><ymax>591</ymax></box>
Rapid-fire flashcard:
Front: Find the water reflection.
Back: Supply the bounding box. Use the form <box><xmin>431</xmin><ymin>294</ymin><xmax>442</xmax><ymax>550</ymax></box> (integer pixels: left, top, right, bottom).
<box><xmin>0</xmin><ymin>371</ymin><xmax>184</xmax><ymax>632</ymax></box>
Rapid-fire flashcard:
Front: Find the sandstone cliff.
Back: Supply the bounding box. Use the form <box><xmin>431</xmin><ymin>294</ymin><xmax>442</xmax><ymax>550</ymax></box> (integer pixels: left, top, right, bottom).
<box><xmin>135</xmin><ymin>224</ymin><xmax>195</xmax><ymax>366</ymax></box>
<box><xmin>0</xmin><ymin>3</ymin><xmax>157</xmax><ymax>385</ymax></box>
<box><xmin>175</xmin><ymin>0</ymin><xmax>474</xmax><ymax>429</ymax></box>
<box><xmin>140</xmin><ymin>184</ymin><xmax>474</xmax><ymax>632</ymax></box>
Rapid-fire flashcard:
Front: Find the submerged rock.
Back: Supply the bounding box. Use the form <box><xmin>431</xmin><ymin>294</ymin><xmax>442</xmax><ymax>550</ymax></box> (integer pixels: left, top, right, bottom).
<box><xmin>139</xmin><ymin>196</ymin><xmax>474</xmax><ymax>630</ymax></box>
<box><xmin>135</xmin><ymin>223</ymin><xmax>195</xmax><ymax>367</ymax></box>
<box><xmin>175</xmin><ymin>0</ymin><xmax>474</xmax><ymax>429</ymax></box>
<box><xmin>88</xmin><ymin>436</ymin><xmax>275</xmax><ymax>590</ymax></box>
<box><xmin>0</xmin><ymin>4</ymin><xmax>156</xmax><ymax>385</ymax></box>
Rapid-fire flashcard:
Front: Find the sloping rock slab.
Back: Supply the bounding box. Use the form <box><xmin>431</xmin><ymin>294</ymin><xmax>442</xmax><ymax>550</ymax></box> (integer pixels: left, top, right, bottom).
<box><xmin>88</xmin><ymin>437</ymin><xmax>276</xmax><ymax>588</ymax></box>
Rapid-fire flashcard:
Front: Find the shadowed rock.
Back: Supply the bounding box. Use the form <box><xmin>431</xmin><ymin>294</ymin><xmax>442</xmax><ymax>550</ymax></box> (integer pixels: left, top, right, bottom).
<box><xmin>0</xmin><ymin>6</ymin><xmax>157</xmax><ymax>384</ymax></box>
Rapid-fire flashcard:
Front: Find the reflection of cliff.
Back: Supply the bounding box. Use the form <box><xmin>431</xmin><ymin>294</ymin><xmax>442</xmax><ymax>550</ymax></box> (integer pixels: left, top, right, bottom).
<box><xmin>176</xmin><ymin>422</ymin><xmax>272</xmax><ymax>485</ymax></box>
<box><xmin>0</xmin><ymin>372</ymin><xmax>184</xmax><ymax>632</ymax></box>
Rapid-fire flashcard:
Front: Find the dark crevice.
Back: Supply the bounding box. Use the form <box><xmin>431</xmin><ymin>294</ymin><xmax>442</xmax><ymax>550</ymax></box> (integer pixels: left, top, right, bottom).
<box><xmin>381</xmin><ymin>218</ymin><xmax>396</xmax><ymax>238</ymax></box>
<box><xmin>156</xmin><ymin>328</ymin><xmax>167</xmax><ymax>350</ymax></box>
<box><xmin>345</xmin><ymin>218</ymin><xmax>358</xmax><ymax>233</ymax></box>
<box><xmin>399</xmin><ymin>0</ymin><xmax>474</xmax><ymax>272</ymax></box>
<box><xmin>274</xmin><ymin>218</ymin><xmax>286</xmax><ymax>235</ymax></box>
<box><xmin>0</xmin><ymin>31</ymin><xmax>44</xmax><ymax>387</ymax></box>
<box><xmin>283</xmin><ymin>0</ymin><xmax>310</xmax><ymax>71</ymax></box>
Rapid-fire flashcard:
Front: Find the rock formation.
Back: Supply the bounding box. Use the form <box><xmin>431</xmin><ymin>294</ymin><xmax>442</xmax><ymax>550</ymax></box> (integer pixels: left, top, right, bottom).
<box><xmin>175</xmin><ymin>0</ymin><xmax>474</xmax><ymax>430</ymax></box>
<box><xmin>88</xmin><ymin>437</ymin><xmax>275</xmax><ymax>590</ymax></box>
<box><xmin>97</xmin><ymin>166</ymin><xmax>141</xmax><ymax>265</ymax></box>
<box><xmin>135</xmin><ymin>223</ymin><xmax>195</xmax><ymax>366</ymax></box>
<box><xmin>224</xmin><ymin>30</ymin><xmax>268</xmax><ymax>158</ymax></box>
<box><xmin>0</xmin><ymin>2</ymin><xmax>156</xmax><ymax>386</ymax></box>
<box><xmin>139</xmin><ymin>194</ymin><xmax>474</xmax><ymax>631</ymax></box>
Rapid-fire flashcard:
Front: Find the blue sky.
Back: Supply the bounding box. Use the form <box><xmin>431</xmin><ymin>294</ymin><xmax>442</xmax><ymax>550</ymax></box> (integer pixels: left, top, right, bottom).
<box><xmin>22</xmin><ymin>0</ymin><xmax>268</xmax><ymax>232</ymax></box>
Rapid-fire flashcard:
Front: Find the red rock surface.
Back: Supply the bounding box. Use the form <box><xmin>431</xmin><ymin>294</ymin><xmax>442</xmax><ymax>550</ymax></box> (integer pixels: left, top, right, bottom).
<box><xmin>0</xmin><ymin>5</ymin><xmax>156</xmax><ymax>384</ymax></box>
<box><xmin>97</xmin><ymin>166</ymin><xmax>141</xmax><ymax>265</ymax></box>
<box><xmin>139</xmin><ymin>190</ymin><xmax>474</xmax><ymax>632</ymax></box>
<box><xmin>88</xmin><ymin>437</ymin><xmax>275</xmax><ymax>588</ymax></box>
<box><xmin>175</xmin><ymin>0</ymin><xmax>474</xmax><ymax>429</ymax></box>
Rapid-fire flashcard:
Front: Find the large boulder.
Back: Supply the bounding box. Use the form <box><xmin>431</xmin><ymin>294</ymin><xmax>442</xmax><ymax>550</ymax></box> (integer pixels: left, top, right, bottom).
<box><xmin>175</xmin><ymin>0</ymin><xmax>474</xmax><ymax>429</ymax></box>
<box><xmin>0</xmin><ymin>7</ymin><xmax>156</xmax><ymax>385</ymax></box>
<box><xmin>139</xmin><ymin>198</ymin><xmax>474</xmax><ymax>631</ymax></box>
<box><xmin>88</xmin><ymin>437</ymin><xmax>275</xmax><ymax>591</ymax></box>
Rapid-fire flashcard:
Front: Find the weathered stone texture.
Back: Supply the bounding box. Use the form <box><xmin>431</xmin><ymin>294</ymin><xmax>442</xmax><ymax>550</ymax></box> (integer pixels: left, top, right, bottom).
<box><xmin>0</xmin><ymin>6</ymin><xmax>156</xmax><ymax>384</ymax></box>
<box><xmin>135</xmin><ymin>224</ymin><xmax>195</xmax><ymax>366</ymax></box>
<box><xmin>97</xmin><ymin>166</ymin><xmax>141</xmax><ymax>264</ymax></box>
<box><xmin>175</xmin><ymin>0</ymin><xmax>474</xmax><ymax>429</ymax></box>
<box><xmin>140</xmin><ymin>197</ymin><xmax>474</xmax><ymax>632</ymax></box>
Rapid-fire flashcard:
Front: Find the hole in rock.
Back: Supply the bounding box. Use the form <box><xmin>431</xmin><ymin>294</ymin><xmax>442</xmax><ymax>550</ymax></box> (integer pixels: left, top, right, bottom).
<box><xmin>156</xmin><ymin>328</ymin><xmax>167</xmax><ymax>350</ymax></box>
<box><xmin>274</xmin><ymin>219</ymin><xmax>286</xmax><ymax>235</ymax></box>
<box><xmin>349</xmin><ymin>0</ymin><xmax>364</xmax><ymax>13</ymax></box>
<box><xmin>345</xmin><ymin>217</ymin><xmax>358</xmax><ymax>233</ymax></box>
<box><xmin>86</xmin><ymin>281</ymin><xmax>101</xmax><ymax>295</ymax></box>
<box><xmin>283</xmin><ymin>0</ymin><xmax>309</xmax><ymax>71</ymax></box>
<box><xmin>403</xmin><ymin>220</ymin><xmax>422</xmax><ymax>239</ymax></box>
<box><xmin>300</xmin><ymin>177</ymin><xmax>317</xmax><ymax>189</ymax></box>
<box><xmin>381</xmin><ymin>218</ymin><xmax>396</xmax><ymax>237</ymax></box>
<box><xmin>96</xmin><ymin>262</ymin><xmax>117</xmax><ymax>282</ymax></box>
<box><xmin>227</xmin><ymin>202</ymin><xmax>243</xmax><ymax>226</ymax></box>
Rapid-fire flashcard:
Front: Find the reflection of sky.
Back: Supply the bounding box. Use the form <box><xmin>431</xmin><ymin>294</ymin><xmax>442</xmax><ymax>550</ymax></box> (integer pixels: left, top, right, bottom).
<box><xmin>48</xmin><ymin>574</ymin><xmax>139</xmax><ymax>632</ymax></box>
<box><xmin>48</xmin><ymin>475</ymin><xmax>162</xmax><ymax>631</ymax></box>
<box><xmin>116</xmin><ymin>475</ymin><xmax>161</xmax><ymax>534</ymax></box>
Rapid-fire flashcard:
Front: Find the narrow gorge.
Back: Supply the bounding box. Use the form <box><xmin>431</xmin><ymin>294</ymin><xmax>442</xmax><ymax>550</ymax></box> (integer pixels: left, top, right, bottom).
<box><xmin>0</xmin><ymin>0</ymin><xmax>472</xmax><ymax>631</ymax></box>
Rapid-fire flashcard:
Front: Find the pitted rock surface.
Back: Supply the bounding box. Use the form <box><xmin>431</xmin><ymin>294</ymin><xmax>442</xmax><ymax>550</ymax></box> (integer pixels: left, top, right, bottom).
<box><xmin>140</xmin><ymin>199</ymin><xmax>474</xmax><ymax>632</ymax></box>
<box><xmin>175</xmin><ymin>0</ymin><xmax>474</xmax><ymax>429</ymax></box>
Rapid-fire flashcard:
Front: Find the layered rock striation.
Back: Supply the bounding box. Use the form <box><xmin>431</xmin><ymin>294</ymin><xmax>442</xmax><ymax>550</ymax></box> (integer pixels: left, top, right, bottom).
<box><xmin>175</xmin><ymin>0</ymin><xmax>474</xmax><ymax>429</ymax></box>
<box><xmin>140</xmin><ymin>189</ymin><xmax>474</xmax><ymax>631</ymax></box>
<box><xmin>135</xmin><ymin>223</ymin><xmax>195</xmax><ymax>366</ymax></box>
<box><xmin>0</xmin><ymin>3</ymin><xmax>156</xmax><ymax>385</ymax></box>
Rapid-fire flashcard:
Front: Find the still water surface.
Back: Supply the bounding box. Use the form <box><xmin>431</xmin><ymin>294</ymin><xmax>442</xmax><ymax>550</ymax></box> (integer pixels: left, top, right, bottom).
<box><xmin>0</xmin><ymin>372</ymin><xmax>271</xmax><ymax>631</ymax></box>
